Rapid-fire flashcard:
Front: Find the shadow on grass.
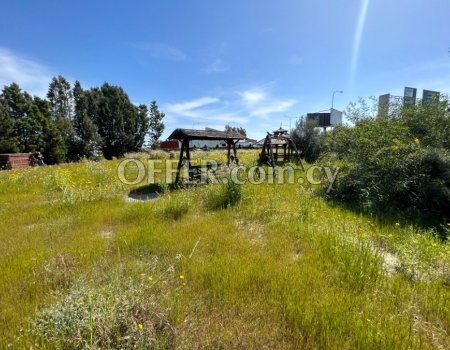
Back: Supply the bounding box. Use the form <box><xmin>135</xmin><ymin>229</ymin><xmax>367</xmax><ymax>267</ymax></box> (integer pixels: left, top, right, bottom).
<box><xmin>129</xmin><ymin>183</ymin><xmax>169</xmax><ymax>195</ymax></box>
<box><xmin>324</xmin><ymin>197</ymin><xmax>449</xmax><ymax>241</ymax></box>
<box><xmin>128</xmin><ymin>182</ymin><xmax>192</xmax><ymax>196</ymax></box>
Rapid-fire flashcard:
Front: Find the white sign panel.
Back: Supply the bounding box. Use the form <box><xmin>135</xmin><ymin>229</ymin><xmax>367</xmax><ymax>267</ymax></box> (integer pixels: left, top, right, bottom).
<box><xmin>330</xmin><ymin>108</ymin><xmax>343</xmax><ymax>125</ymax></box>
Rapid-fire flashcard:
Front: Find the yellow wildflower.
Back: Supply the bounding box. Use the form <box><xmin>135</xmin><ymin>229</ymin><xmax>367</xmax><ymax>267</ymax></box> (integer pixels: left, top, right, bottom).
<box><xmin>179</xmin><ymin>275</ymin><xmax>185</xmax><ymax>279</ymax></box>
<box><xmin>148</xmin><ymin>276</ymin><xmax>153</xmax><ymax>281</ymax></box>
<box><xmin>138</xmin><ymin>323</ymin><xmax>143</xmax><ymax>330</ymax></box>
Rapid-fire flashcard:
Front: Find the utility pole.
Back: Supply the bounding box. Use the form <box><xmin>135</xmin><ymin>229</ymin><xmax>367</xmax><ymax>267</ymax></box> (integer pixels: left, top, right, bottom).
<box><xmin>332</xmin><ymin>90</ymin><xmax>343</xmax><ymax>110</ymax></box>
<box><xmin>329</xmin><ymin>90</ymin><xmax>343</xmax><ymax>133</ymax></box>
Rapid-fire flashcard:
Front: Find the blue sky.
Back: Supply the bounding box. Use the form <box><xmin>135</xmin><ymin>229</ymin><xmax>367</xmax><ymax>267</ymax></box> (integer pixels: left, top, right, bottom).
<box><xmin>0</xmin><ymin>0</ymin><xmax>449</xmax><ymax>140</ymax></box>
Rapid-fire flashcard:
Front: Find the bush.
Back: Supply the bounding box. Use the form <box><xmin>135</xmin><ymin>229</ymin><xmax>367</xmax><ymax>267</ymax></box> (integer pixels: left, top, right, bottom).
<box><xmin>324</xmin><ymin>99</ymin><xmax>450</xmax><ymax>217</ymax></box>
<box><xmin>411</xmin><ymin>148</ymin><xmax>450</xmax><ymax>213</ymax></box>
<box><xmin>157</xmin><ymin>194</ymin><xmax>190</xmax><ymax>220</ymax></box>
<box><xmin>204</xmin><ymin>180</ymin><xmax>242</xmax><ymax>210</ymax></box>
<box><xmin>330</xmin><ymin>146</ymin><xmax>450</xmax><ymax>214</ymax></box>
<box><xmin>31</xmin><ymin>265</ymin><xmax>174</xmax><ymax>349</ymax></box>
<box><xmin>292</xmin><ymin>117</ymin><xmax>326</xmax><ymax>163</ymax></box>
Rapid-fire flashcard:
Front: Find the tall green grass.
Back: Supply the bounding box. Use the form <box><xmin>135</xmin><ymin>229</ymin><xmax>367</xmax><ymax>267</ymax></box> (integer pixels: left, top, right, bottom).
<box><xmin>0</xmin><ymin>151</ymin><xmax>448</xmax><ymax>349</ymax></box>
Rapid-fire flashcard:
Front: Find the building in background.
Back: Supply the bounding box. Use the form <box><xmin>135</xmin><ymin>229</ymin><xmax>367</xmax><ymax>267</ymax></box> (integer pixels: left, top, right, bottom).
<box><xmin>378</xmin><ymin>87</ymin><xmax>441</xmax><ymax>116</ymax></box>
<box><xmin>403</xmin><ymin>87</ymin><xmax>417</xmax><ymax>107</ymax></box>
<box><xmin>159</xmin><ymin>140</ymin><xmax>181</xmax><ymax>151</ymax></box>
<box><xmin>236</xmin><ymin>138</ymin><xmax>257</xmax><ymax>148</ymax></box>
<box><xmin>422</xmin><ymin>89</ymin><xmax>440</xmax><ymax>104</ymax></box>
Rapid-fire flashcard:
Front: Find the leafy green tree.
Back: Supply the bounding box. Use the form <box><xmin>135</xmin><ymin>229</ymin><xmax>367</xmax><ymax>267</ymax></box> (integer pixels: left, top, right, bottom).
<box><xmin>136</xmin><ymin>104</ymin><xmax>150</xmax><ymax>149</ymax></box>
<box><xmin>148</xmin><ymin>101</ymin><xmax>165</xmax><ymax>149</ymax></box>
<box><xmin>402</xmin><ymin>99</ymin><xmax>450</xmax><ymax>150</ymax></box>
<box><xmin>291</xmin><ymin>117</ymin><xmax>325</xmax><ymax>163</ymax></box>
<box><xmin>1</xmin><ymin>83</ymin><xmax>40</xmax><ymax>152</ymax></box>
<box><xmin>30</xmin><ymin>96</ymin><xmax>66</xmax><ymax>163</ymax></box>
<box><xmin>72</xmin><ymin>81</ymin><xmax>102</xmax><ymax>159</ymax></box>
<box><xmin>89</xmin><ymin>83</ymin><xmax>139</xmax><ymax>158</ymax></box>
<box><xmin>47</xmin><ymin>75</ymin><xmax>73</xmax><ymax>121</ymax></box>
<box><xmin>1</xmin><ymin>79</ymin><xmax>163</xmax><ymax>161</ymax></box>
<box><xmin>0</xmin><ymin>97</ymin><xmax>19</xmax><ymax>153</ymax></box>
<box><xmin>344</xmin><ymin>96</ymin><xmax>379</xmax><ymax>123</ymax></box>
<box><xmin>47</xmin><ymin>75</ymin><xmax>75</xmax><ymax>161</ymax></box>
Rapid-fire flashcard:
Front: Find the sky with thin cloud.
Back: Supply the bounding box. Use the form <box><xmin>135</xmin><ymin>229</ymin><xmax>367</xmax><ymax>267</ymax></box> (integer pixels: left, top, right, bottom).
<box><xmin>0</xmin><ymin>0</ymin><xmax>449</xmax><ymax>139</ymax></box>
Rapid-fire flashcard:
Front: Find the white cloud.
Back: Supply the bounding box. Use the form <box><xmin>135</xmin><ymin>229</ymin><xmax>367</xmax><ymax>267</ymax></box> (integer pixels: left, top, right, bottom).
<box><xmin>239</xmin><ymin>89</ymin><xmax>267</xmax><ymax>105</ymax></box>
<box><xmin>164</xmin><ymin>96</ymin><xmax>248</xmax><ymax>128</ymax></box>
<box><xmin>162</xmin><ymin>83</ymin><xmax>297</xmax><ymax>139</ymax></box>
<box><xmin>205</xmin><ymin>58</ymin><xmax>230</xmax><ymax>73</ymax></box>
<box><xmin>197</xmin><ymin>112</ymin><xmax>247</xmax><ymax>124</ymax></box>
<box><xmin>239</xmin><ymin>84</ymin><xmax>297</xmax><ymax>117</ymax></box>
<box><xmin>165</xmin><ymin>97</ymin><xmax>219</xmax><ymax>117</ymax></box>
<box><xmin>249</xmin><ymin>99</ymin><xmax>297</xmax><ymax>117</ymax></box>
<box><xmin>131</xmin><ymin>42</ymin><xmax>186</xmax><ymax>61</ymax></box>
<box><xmin>0</xmin><ymin>47</ymin><xmax>53</xmax><ymax>97</ymax></box>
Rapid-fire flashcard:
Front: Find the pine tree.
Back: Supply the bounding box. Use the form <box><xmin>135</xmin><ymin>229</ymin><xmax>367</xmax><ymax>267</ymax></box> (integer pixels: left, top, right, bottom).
<box><xmin>47</xmin><ymin>75</ymin><xmax>74</xmax><ymax>161</ymax></box>
<box><xmin>31</xmin><ymin>96</ymin><xmax>68</xmax><ymax>164</ymax></box>
<box><xmin>90</xmin><ymin>83</ymin><xmax>139</xmax><ymax>158</ymax></box>
<box><xmin>1</xmin><ymin>83</ymin><xmax>40</xmax><ymax>152</ymax></box>
<box><xmin>0</xmin><ymin>97</ymin><xmax>19</xmax><ymax>153</ymax></box>
<box><xmin>47</xmin><ymin>75</ymin><xmax>73</xmax><ymax>121</ymax></box>
<box><xmin>136</xmin><ymin>104</ymin><xmax>149</xmax><ymax>149</ymax></box>
<box><xmin>224</xmin><ymin>124</ymin><xmax>246</xmax><ymax>136</ymax></box>
<box><xmin>148</xmin><ymin>101</ymin><xmax>165</xmax><ymax>149</ymax></box>
<box><xmin>72</xmin><ymin>81</ymin><xmax>102</xmax><ymax>159</ymax></box>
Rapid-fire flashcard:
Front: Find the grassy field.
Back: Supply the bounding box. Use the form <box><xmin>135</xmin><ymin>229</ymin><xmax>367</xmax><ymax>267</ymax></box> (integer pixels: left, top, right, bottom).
<box><xmin>0</xmin><ymin>150</ymin><xmax>448</xmax><ymax>349</ymax></box>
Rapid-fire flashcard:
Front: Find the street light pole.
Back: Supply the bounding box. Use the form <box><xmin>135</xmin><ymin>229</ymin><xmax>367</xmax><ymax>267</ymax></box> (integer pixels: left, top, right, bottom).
<box><xmin>284</xmin><ymin>115</ymin><xmax>297</xmax><ymax>131</ymax></box>
<box><xmin>332</xmin><ymin>90</ymin><xmax>343</xmax><ymax>110</ymax></box>
<box><xmin>329</xmin><ymin>90</ymin><xmax>343</xmax><ymax>133</ymax></box>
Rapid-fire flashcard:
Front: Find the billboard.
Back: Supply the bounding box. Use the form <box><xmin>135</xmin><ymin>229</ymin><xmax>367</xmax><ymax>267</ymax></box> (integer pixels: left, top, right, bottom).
<box><xmin>403</xmin><ymin>87</ymin><xmax>417</xmax><ymax>107</ymax></box>
<box><xmin>330</xmin><ymin>108</ymin><xmax>343</xmax><ymax>125</ymax></box>
<box><xmin>378</xmin><ymin>93</ymin><xmax>390</xmax><ymax>116</ymax></box>
<box><xmin>307</xmin><ymin>112</ymin><xmax>330</xmax><ymax>127</ymax></box>
<box><xmin>422</xmin><ymin>90</ymin><xmax>440</xmax><ymax>104</ymax></box>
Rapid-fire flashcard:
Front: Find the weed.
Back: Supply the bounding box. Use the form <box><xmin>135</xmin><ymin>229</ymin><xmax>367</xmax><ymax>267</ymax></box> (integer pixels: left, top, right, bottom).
<box><xmin>31</xmin><ymin>262</ymin><xmax>174</xmax><ymax>349</ymax></box>
<box><xmin>204</xmin><ymin>180</ymin><xmax>242</xmax><ymax>210</ymax></box>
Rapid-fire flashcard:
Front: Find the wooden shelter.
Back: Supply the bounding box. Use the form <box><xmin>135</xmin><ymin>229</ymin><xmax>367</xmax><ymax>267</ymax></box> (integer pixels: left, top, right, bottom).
<box><xmin>257</xmin><ymin>127</ymin><xmax>304</xmax><ymax>170</ymax></box>
<box><xmin>168</xmin><ymin>128</ymin><xmax>245</xmax><ymax>183</ymax></box>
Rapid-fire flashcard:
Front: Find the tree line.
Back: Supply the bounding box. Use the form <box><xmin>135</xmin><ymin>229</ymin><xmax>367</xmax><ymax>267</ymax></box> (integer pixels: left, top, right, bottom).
<box><xmin>0</xmin><ymin>76</ymin><xmax>165</xmax><ymax>163</ymax></box>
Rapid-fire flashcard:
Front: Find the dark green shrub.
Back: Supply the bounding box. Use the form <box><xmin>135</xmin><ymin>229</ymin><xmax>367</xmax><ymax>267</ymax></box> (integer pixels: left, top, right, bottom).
<box><xmin>205</xmin><ymin>180</ymin><xmax>242</xmax><ymax>210</ymax></box>
<box><xmin>291</xmin><ymin>117</ymin><xmax>326</xmax><ymax>163</ymax></box>
<box><xmin>324</xmin><ymin>99</ymin><xmax>450</xmax><ymax>217</ymax></box>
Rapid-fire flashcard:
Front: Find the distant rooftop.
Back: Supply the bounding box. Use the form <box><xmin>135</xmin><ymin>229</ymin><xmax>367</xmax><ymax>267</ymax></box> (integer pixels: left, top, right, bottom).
<box><xmin>168</xmin><ymin>128</ymin><xmax>245</xmax><ymax>141</ymax></box>
<box><xmin>273</xmin><ymin>127</ymin><xmax>288</xmax><ymax>135</ymax></box>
